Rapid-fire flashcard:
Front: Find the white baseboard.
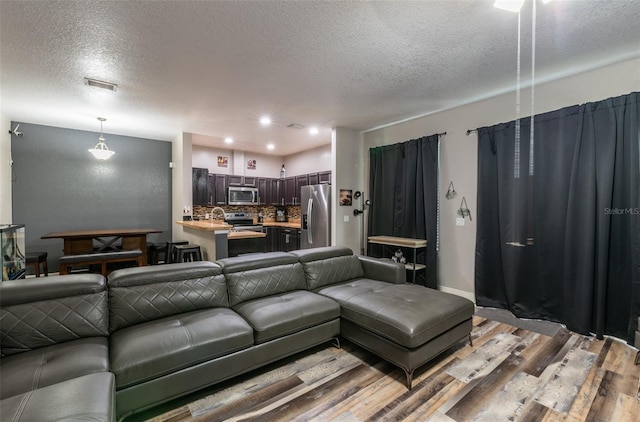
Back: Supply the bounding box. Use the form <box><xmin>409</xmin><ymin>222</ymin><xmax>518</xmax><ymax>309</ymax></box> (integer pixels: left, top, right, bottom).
<box><xmin>439</xmin><ymin>285</ymin><xmax>476</xmax><ymax>304</ymax></box>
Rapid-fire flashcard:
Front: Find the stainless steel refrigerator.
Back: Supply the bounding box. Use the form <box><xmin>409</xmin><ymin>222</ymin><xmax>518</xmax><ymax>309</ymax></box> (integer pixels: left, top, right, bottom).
<box><xmin>300</xmin><ymin>184</ymin><xmax>331</xmax><ymax>249</ymax></box>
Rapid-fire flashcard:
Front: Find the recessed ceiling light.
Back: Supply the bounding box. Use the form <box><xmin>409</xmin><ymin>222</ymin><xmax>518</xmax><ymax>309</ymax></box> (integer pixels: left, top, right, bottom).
<box><xmin>84</xmin><ymin>77</ymin><xmax>118</xmax><ymax>91</ymax></box>
<box><xmin>260</xmin><ymin>116</ymin><xmax>271</xmax><ymax>126</ymax></box>
<box><xmin>267</xmin><ymin>143</ymin><xmax>275</xmax><ymax>150</ymax></box>
<box><xmin>309</xmin><ymin>127</ymin><xmax>319</xmax><ymax>135</ymax></box>
<box><xmin>224</xmin><ymin>137</ymin><xmax>233</xmax><ymax>144</ymax></box>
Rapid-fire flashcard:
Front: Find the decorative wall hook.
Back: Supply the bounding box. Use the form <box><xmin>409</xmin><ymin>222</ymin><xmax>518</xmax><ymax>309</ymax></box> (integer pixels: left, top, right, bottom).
<box><xmin>457</xmin><ymin>196</ymin><xmax>472</xmax><ymax>221</ymax></box>
<box><xmin>445</xmin><ymin>181</ymin><xmax>457</xmax><ymax>199</ymax></box>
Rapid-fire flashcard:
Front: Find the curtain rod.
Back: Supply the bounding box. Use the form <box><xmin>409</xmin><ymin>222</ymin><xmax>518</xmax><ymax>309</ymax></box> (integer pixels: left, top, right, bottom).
<box><xmin>437</xmin><ymin>132</ymin><xmax>447</xmax><ymax>137</ymax></box>
<box><xmin>466</xmin><ymin>129</ymin><xmax>477</xmax><ymax>136</ymax></box>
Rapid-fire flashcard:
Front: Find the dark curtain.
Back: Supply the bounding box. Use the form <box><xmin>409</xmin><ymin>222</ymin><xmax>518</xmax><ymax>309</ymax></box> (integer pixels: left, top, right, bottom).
<box><xmin>368</xmin><ymin>135</ymin><xmax>439</xmax><ymax>288</ymax></box>
<box><xmin>475</xmin><ymin>92</ymin><xmax>640</xmax><ymax>344</ymax></box>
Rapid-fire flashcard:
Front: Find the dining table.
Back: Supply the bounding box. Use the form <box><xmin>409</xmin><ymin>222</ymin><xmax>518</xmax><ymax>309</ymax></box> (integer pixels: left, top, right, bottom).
<box><xmin>41</xmin><ymin>228</ymin><xmax>162</xmax><ymax>266</ymax></box>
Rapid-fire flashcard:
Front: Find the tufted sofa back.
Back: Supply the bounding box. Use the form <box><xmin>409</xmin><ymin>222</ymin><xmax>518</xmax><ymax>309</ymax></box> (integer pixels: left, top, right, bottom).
<box><xmin>107</xmin><ymin>261</ymin><xmax>227</xmax><ymax>332</ymax></box>
<box><xmin>290</xmin><ymin>246</ymin><xmax>364</xmax><ymax>291</ymax></box>
<box><xmin>217</xmin><ymin>252</ymin><xmax>307</xmax><ymax>307</ymax></box>
<box><xmin>0</xmin><ymin>274</ymin><xmax>109</xmax><ymax>357</ymax></box>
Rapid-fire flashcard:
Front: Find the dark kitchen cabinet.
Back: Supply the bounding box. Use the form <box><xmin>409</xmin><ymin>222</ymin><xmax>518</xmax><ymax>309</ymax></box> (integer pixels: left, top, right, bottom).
<box><xmin>284</xmin><ymin>175</ymin><xmax>309</xmax><ymax>205</ymax></box>
<box><xmin>207</xmin><ymin>174</ymin><xmax>215</xmax><ymax>205</ymax></box>
<box><xmin>284</xmin><ymin>177</ymin><xmax>296</xmax><ymax>205</ymax></box>
<box><xmin>265</xmin><ymin>227</ymin><xmax>280</xmax><ymax>252</ymax></box>
<box><xmin>270</xmin><ymin>179</ymin><xmax>285</xmax><ymax>206</ymax></box>
<box><xmin>279</xmin><ymin>228</ymin><xmax>299</xmax><ymax>252</ymax></box>
<box><xmin>192</xmin><ymin>168</ymin><xmax>209</xmax><ymax>206</ymax></box>
<box><xmin>318</xmin><ymin>171</ymin><xmax>331</xmax><ymax>184</ymax></box>
<box><xmin>308</xmin><ymin>173</ymin><xmax>319</xmax><ymax>185</ymax></box>
<box><xmin>212</xmin><ymin>174</ymin><xmax>228</xmax><ymax>205</ymax></box>
<box><xmin>295</xmin><ymin>174</ymin><xmax>309</xmax><ymax>204</ymax></box>
<box><xmin>257</xmin><ymin>178</ymin><xmax>268</xmax><ymax>205</ymax></box>
<box><xmin>243</xmin><ymin>176</ymin><xmax>257</xmax><ymax>187</ymax></box>
<box><xmin>228</xmin><ymin>175</ymin><xmax>243</xmax><ymax>186</ymax></box>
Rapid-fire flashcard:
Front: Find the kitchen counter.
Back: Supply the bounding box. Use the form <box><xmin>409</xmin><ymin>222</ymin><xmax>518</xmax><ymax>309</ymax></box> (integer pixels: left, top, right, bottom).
<box><xmin>262</xmin><ymin>221</ymin><xmax>301</xmax><ymax>229</ymax></box>
<box><xmin>227</xmin><ymin>231</ymin><xmax>266</xmax><ymax>239</ymax></box>
<box><xmin>176</xmin><ymin>220</ymin><xmax>232</xmax><ymax>231</ymax></box>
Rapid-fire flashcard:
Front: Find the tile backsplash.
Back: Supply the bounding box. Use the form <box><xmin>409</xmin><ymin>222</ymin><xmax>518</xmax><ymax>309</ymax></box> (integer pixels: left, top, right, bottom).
<box><xmin>193</xmin><ymin>205</ymin><xmax>301</xmax><ymax>221</ymax></box>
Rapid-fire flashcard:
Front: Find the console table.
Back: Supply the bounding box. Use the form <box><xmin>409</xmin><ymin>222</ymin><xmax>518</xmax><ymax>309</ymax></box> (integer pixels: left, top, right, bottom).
<box><xmin>367</xmin><ymin>235</ymin><xmax>427</xmax><ymax>284</ymax></box>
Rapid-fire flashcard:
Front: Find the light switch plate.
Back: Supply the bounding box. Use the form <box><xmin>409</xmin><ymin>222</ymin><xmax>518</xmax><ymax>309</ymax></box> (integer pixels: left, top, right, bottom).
<box><xmin>456</xmin><ymin>217</ymin><xmax>465</xmax><ymax>226</ymax></box>
<box><xmin>344</xmin><ymin>215</ymin><xmax>349</xmax><ymax>222</ymax></box>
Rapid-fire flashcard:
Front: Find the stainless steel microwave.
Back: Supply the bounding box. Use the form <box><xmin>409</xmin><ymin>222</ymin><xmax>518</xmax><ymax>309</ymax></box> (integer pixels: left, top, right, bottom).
<box><xmin>228</xmin><ymin>186</ymin><xmax>259</xmax><ymax>205</ymax></box>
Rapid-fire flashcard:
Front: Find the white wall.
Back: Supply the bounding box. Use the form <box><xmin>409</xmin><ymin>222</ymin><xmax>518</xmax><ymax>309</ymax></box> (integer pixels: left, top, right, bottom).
<box><xmin>363</xmin><ymin>58</ymin><xmax>640</xmax><ymax>299</ymax></box>
<box><xmin>333</xmin><ymin>127</ymin><xmax>363</xmax><ymax>254</ymax></box>
<box><xmin>284</xmin><ymin>144</ymin><xmax>332</xmax><ymax>177</ymax></box>
<box><xmin>0</xmin><ymin>114</ymin><xmax>11</xmax><ymax>223</ymax></box>
<box><xmin>172</xmin><ymin>132</ymin><xmax>192</xmax><ymax>235</ymax></box>
<box><xmin>192</xmin><ymin>145</ymin><xmax>284</xmax><ymax>178</ymax></box>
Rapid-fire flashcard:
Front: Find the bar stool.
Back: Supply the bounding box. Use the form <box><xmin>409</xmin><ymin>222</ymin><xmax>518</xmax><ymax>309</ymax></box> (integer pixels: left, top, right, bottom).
<box><xmin>147</xmin><ymin>242</ymin><xmax>168</xmax><ymax>265</ymax></box>
<box><xmin>25</xmin><ymin>252</ymin><xmax>48</xmax><ymax>277</ymax></box>
<box><xmin>165</xmin><ymin>241</ymin><xmax>189</xmax><ymax>264</ymax></box>
<box><xmin>175</xmin><ymin>244</ymin><xmax>202</xmax><ymax>262</ymax></box>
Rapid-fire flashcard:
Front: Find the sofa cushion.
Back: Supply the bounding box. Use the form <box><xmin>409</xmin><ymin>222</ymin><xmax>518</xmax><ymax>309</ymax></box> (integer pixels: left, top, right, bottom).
<box><xmin>291</xmin><ymin>246</ymin><xmax>364</xmax><ymax>290</ymax></box>
<box><xmin>107</xmin><ymin>262</ymin><xmax>228</xmax><ymax>331</ymax></box>
<box><xmin>110</xmin><ymin>308</ymin><xmax>253</xmax><ymax>389</ymax></box>
<box><xmin>0</xmin><ymin>275</ymin><xmax>108</xmax><ymax>357</ymax></box>
<box><xmin>317</xmin><ymin>280</ymin><xmax>475</xmax><ymax>349</ymax></box>
<box><xmin>0</xmin><ymin>337</ymin><xmax>109</xmax><ymax>399</ymax></box>
<box><xmin>218</xmin><ymin>252</ymin><xmax>307</xmax><ymax>307</ymax></box>
<box><xmin>0</xmin><ymin>372</ymin><xmax>115</xmax><ymax>422</ymax></box>
<box><xmin>233</xmin><ymin>290</ymin><xmax>340</xmax><ymax>344</ymax></box>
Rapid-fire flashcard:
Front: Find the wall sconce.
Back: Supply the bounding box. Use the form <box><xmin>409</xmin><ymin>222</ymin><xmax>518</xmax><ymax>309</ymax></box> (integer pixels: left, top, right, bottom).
<box><xmin>88</xmin><ymin>117</ymin><xmax>115</xmax><ymax>160</ymax></box>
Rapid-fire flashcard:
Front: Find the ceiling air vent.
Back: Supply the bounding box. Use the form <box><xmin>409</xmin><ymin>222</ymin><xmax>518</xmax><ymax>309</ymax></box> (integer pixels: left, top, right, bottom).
<box><xmin>286</xmin><ymin>123</ymin><xmax>305</xmax><ymax>130</ymax></box>
<box><xmin>84</xmin><ymin>78</ymin><xmax>118</xmax><ymax>91</ymax></box>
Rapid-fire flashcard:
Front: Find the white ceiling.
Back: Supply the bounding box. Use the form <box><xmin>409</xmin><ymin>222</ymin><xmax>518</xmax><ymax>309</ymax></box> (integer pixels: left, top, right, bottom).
<box><xmin>1</xmin><ymin>0</ymin><xmax>639</xmax><ymax>156</ymax></box>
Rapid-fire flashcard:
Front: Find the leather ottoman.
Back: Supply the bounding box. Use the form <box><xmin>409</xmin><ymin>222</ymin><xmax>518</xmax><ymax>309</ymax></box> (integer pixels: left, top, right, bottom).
<box><xmin>318</xmin><ymin>279</ymin><xmax>475</xmax><ymax>388</ymax></box>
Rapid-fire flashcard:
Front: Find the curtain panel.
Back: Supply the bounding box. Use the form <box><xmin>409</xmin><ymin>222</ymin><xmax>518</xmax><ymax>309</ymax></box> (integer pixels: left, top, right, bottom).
<box><xmin>475</xmin><ymin>92</ymin><xmax>639</xmax><ymax>343</ymax></box>
<box><xmin>368</xmin><ymin>135</ymin><xmax>439</xmax><ymax>288</ymax></box>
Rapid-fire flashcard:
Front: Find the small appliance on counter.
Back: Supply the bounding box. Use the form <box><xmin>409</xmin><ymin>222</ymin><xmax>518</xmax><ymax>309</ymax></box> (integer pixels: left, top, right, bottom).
<box><xmin>275</xmin><ymin>207</ymin><xmax>287</xmax><ymax>222</ymax></box>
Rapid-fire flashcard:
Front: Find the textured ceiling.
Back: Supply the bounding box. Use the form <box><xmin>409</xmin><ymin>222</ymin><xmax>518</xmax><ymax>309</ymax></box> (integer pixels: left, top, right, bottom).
<box><xmin>1</xmin><ymin>0</ymin><xmax>639</xmax><ymax>155</ymax></box>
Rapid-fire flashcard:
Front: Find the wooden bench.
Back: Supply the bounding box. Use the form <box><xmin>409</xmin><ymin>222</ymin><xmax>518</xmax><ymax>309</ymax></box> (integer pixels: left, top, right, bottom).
<box><xmin>58</xmin><ymin>250</ymin><xmax>144</xmax><ymax>276</ymax></box>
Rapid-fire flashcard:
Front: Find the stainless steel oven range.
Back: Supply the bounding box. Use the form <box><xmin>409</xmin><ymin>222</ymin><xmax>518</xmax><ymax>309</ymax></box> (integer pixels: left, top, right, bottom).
<box><xmin>224</xmin><ymin>213</ymin><xmax>263</xmax><ymax>233</ymax></box>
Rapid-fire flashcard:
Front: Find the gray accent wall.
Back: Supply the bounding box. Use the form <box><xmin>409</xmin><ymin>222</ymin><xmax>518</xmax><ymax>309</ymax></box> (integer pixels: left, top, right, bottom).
<box><xmin>11</xmin><ymin>122</ymin><xmax>172</xmax><ymax>272</ymax></box>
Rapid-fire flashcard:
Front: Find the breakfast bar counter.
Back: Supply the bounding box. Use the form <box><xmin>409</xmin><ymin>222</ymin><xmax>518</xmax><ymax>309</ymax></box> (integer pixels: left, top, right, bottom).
<box><xmin>176</xmin><ymin>220</ymin><xmax>232</xmax><ymax>231</ymax></box>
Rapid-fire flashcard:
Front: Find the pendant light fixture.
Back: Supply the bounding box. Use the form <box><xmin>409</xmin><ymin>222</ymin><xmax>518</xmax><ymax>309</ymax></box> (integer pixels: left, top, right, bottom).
<box><xmin>89</xmin><ymin>117</ymin><xmax>115</xmax><ymax>160</ymax></box>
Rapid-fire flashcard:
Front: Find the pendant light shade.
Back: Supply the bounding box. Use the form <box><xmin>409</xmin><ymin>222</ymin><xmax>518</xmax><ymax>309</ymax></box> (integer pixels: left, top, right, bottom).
<box><xmin>89</xmin><ymin>117</ymin><xmax>115</xmax><ymax>160</ymax></box>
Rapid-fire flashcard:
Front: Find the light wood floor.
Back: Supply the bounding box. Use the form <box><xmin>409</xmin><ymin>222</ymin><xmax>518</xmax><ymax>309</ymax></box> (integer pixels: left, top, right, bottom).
<box><xmin>138</xmin><ymin>316</ymin><xmax>640</xmax><ymax>422</ymax></box>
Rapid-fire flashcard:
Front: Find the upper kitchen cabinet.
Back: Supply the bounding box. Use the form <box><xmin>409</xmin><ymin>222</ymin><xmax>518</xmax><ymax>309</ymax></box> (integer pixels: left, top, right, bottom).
<box><xmin>227</xmin><ymin>175</ymin><xmax>257</xmax><ymax>187</ymax></box>
<box><xmin>212</xmin><ymin>174</ymin><xmax>228</xmax><ymax>205</ymax></box>
<box><xmin>284</xmin><ymin>177</ymin><xmax>296</xmax><ymax>205</ymax></box>
<box><xmin>227</xmin><ymin>175</ymin><xmax>243</xmax><ymax>186</ymax></box>
<box><xmin>257</xmin><ymin>178</ymin><xmax>268</xmax><ymax>205</ymax></box>
<box><xmin>308</xmin><ymin>171</ymin><xmax>331</xmax><ymax>186</ymax></box>
<box><xmin>269</xmin><ymin>178</ymin><xmax>284</xmax><ymax>206</ymax></box>
<box><xmin>192</xmin><ymin>168</ymin><xmax>209</xmax><ymax>206</ymax></box>
<box><xmin>284</xmin><ymin>174</ymin><xmax>309</xmax><ymax>205</ymax></box>
<box><xmin>318</xmin><ymin>171</ymin><xmax>331</xmax><ymax>184</ymax></box>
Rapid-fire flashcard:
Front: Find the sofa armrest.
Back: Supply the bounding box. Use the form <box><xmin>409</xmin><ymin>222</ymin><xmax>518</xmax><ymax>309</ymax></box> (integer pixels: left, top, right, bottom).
<box><xmin>358</xmin><ymin>256</ymin><xmax>406</xmax><ymax>284</ymax></box>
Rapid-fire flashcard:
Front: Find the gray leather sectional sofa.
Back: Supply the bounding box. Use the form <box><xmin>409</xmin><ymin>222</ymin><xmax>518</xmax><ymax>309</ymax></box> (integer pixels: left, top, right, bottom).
<box><xmin>0</xmin><ymin>246</ymin><xmax>474</xmax><ymax>421</ymax></box>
